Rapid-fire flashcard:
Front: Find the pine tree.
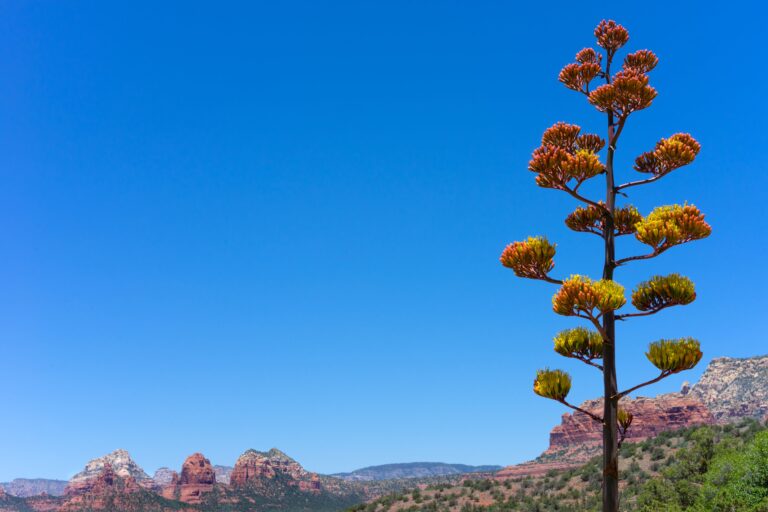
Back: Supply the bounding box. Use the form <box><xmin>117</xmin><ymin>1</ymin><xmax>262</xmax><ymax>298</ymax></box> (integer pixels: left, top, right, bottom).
<box><xmin>500</xmin><ymin>20</ymin><xmax>710</xmax><ymax>512</ymax></box>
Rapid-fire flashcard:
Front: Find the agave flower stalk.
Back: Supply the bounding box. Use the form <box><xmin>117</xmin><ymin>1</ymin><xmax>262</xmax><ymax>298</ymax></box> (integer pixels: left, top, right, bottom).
<box><xmin>499</xmin><ymin>20</ymin><xmax>709</xmax><ymax>512</ymax></box>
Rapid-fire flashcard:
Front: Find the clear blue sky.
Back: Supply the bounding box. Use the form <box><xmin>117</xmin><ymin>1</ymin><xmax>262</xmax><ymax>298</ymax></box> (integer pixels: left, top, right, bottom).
<box><xmin>1</xmin><ymin>1</ymin><xmax>766</xmax><ymax>481</ymax></box>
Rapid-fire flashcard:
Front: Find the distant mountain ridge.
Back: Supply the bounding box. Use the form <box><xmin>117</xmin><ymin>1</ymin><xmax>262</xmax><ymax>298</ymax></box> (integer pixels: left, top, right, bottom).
<box><xmin>1</xmin><ymin>447</ymin><xmax>444</xmax><ymax>511</ymax></box>
<box><xmin>332</xmin><ymin>462</ymin><xmax>503</xmax><ymax>481</ymax></box>
<box><xmin>0</xmin><ymin>478</ymin><xmax>68</xmax><ymax>497</ymax></box>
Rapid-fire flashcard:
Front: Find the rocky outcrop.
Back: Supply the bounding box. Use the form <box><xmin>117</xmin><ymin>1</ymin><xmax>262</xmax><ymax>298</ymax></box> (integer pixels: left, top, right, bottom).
<box><xmin>61</xmin><ymin>466</ymin><xmax>141</xmax><ymax>510</ymax></box>
<box><xmin>213</xmin><ymin>466</ymin><xmax>232</xmax><ymax>485</ymax></box>
<box><xmin>160</xmin><ymin>453</ymin><xmax>216</xmax><ymax>505</ymax></box>
<box><xmin>496</xmin><ymin>355</ymin><xmax>768</xmax><ymax>480</ymax></box>
<box><xmin>228</xmin><ymin>448</ymin><xmax>324</xmax><ymax>494</ymax></box>
<box><xmin>494</xmin><ymin>459</ymin><xmax>576</xmax><ymax>479</ymax></box>
<box><xmin>229</xmin><ymin>449</ymin><xmax>308</xmax><ymax>487</ymax></box>
<box><xmin>60</xmin><ymin>465</ymin><xmax>195</xmax><ymax>512</ymax></box>
<box><xmin>179</xmin><ymin>454</ymin><xmax>216</xmax><ymax>486</ymax></box>
<box><xmin>0</xmin><ymin>479</ymin><xmax>67</xmax><ymax>497</ymax></box>
<box><xmin>179</xmin><ymin>453</ymin><xmax>215</xmax><ymax>504</ymax></box>
<box><xmin>547</xmin><ymin>395</ymin><xmax>713</xmax><ymax>453</ymax></box>
<box><xmin>684</xmin><ymin>355</ymin><xmax>768</xmax><ymax>422</ymax></box>
<box><xmin>496</xmin><ymin>394</ymin><xmax>714</xmax><ymax>479</ymax></box>
<box><xmin>66</xmin><ymin>450</ymin><xmax>152</xmax><ymax>494</ymax></box>
<box><xmin>151</xmin><ymin>468</ymin><xmax>176</xmax><ymax>488</ymax></box>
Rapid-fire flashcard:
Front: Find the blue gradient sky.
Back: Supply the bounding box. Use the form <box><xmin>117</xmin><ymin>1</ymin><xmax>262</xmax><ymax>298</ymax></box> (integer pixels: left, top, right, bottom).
<box><xmin>1</xmin><ymin>1</ymin><xmax>766</xmax><ymax>481</ymax></box>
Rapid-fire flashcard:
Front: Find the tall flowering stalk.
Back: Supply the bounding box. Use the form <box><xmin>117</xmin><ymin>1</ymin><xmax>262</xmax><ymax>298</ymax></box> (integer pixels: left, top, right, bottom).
<box><xmin>500</xmin><ymin>20</ymin><xmax>710</xmax><ymax>512</ymax></box>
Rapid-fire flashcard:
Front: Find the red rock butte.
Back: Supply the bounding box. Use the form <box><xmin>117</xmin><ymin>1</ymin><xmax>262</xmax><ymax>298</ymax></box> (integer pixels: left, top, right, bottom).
<box><xmin>161</xmin><ymin>453</ymin><xmax>216</xmax><ymax>504</ymax></box>
<box><xmin>496</xmin><ymin>394</ymin><xmax>713</xmax><ymax>479</ymax></box>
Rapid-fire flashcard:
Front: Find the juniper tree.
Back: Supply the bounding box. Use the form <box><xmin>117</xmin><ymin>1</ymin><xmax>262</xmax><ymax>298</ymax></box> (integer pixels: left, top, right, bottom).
<box><xmin>500</xmin><ymin>20</ymin><xmax>710</xmax><ymax>512</ymax></box>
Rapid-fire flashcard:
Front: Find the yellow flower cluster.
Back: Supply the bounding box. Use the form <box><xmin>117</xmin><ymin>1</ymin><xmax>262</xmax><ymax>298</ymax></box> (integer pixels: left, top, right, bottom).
<box><xmin>634</xmin><ymin>133</ymin><xmax>701</xmax><ymax>176</ymax></box>
<box><xmin>631</xmin><ymin>274</ymin><xmax>696</xmax><ymax>312</ymax></box>
<box><xmin>635</xmin><ymin>204</ymin><xmax>712</xmax><ymax>251</ymax></box>
<box><xmin>646</xmin><ymin>338</ymin><xmax>702</xmax><ymax>374</ymax></box>
<box><xmin>533</xmin><ymin>368</ymin><xmax>572</xmax><ymax>401</ymax></box>
<box><xmin>553</xmin><ymin>275</ymin><xmax>626</xmax><ymax>317</ymax></box>
<box><xmin>499</xmin><ymin>236</ymin><xmax>556</xmax><ymax>280</ymax></box>
<box><xmin>617</xmin><ymin>408</ymin><xmax>634</xmax><ymax>430</ymax></box>
<box><xmin>554</xmin><ymin>327</ymin><xmax>604</xmax><ymax>360</ymax></box>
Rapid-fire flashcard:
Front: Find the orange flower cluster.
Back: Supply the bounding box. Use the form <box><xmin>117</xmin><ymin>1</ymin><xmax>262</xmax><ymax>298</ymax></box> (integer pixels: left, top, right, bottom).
<box><xmin>541</xmin><ymin>122</ymin><xmax>581</xmax><ymax>147</ymax></box>
<box><xmin>574</xmin><ymin>133</ymin><xmax>606</xmax><ymax>153</ymax></box>
<box><xmin>553</xmin><ymin>275</ymin><xmax>626</xmax><ymax>317</ymax></box>
<box><xmin>631</xmin><ymin>274</ymin><xmax>696</xmax><ymax>312</ymax></box>
<box><xmin>635</xmin><ymin>204</ymin><xmax>712</xmax><ymax>252</ymax></box>
<box><xmin>529</xmin><ymin>123</ymin><xmax>606</xmax><ymax>190</ymax></box>
<box><xmin>576</xmin><ymin>48</ymin><xmax>602</xmax><ymax>65</ymax></box>
<box><xmin>565</xmin><ymin>203</ymin><xmax>641</xmax><ymax>236</ymax></box>
<box><xmin>560</xmin><ymin>21</ymin><xmax>657</xmax><ymax>119</ymax></box>
<box><xmin>624</xmin><ymin>50</ymin><xmax>658</xmax><ymax>74</ymax></box>
<box><xmin>589</xmin><ymin>70</ymin><xmax>657</xmax><ymax>117</ymax></box>
<box><xmin>560</xmin><ymin>62</ymin><xmax>601</xmax><ymax>94</ymax></box>
<box><xmin>499</xmin><ymin>236</ymin><xmax>556</xmax><ymax>280</ymax></box>
<box><xmin>559</xmin><ymin>48</ymin><xmax>603</xmax><ymax>94</ymax></box>
<box><xmin>614</xmin><ymin>206</ymin><xmax>644</xmax><ymax>235</ymax></box>
<box><xmin>594</xmin><ymin>20</ymin><xmax>629</xmax><ymax>52</ymax></box>
<box><xmin>634</xmin><ymin>133</ymin><xmax>701</xmax><ymax>176</ymax></box>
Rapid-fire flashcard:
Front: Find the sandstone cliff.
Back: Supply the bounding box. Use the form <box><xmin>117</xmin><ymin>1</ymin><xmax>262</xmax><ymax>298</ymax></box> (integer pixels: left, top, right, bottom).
<box><xmin>497</xmin><ymin>354</ymin><xmax>766</xmax><ymax>479</ymax></box>
<box><xmin>496</xmin><ymin>394</ymin><xmax>713</xmax><ymax>479</ymax></box>
<box><xmin>547</xmin><ymin>395</ymin><xmax>713</xmax><ymax>453</ymax></box>
<box><xmin>684</xmin><ymin>355</ymin><xmax>768</xmax><ymax>422</ymax></box>
<box><xmin>66</xmin><ymin>449</ymin><xmax>152</xmax><ymax>493</ymax></box>
<box><xmin>176</xmin><ymin>453</ymin><xmax>216</xmax><ymax>504</ymax></box>
<box><xmin>230</xmin><ymin>448</ymin><xmax>309</xmax><ymax>486</ymax></box>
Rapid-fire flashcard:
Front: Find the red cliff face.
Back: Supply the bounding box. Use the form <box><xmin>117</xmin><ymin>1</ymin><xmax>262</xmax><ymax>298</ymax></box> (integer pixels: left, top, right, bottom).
<box><xmin>229</xmin><ymin>448</ymin><xmax>322</xmax><ymax>494</ymax></box>
<box><xmin>496</xmin><ymin>394</ymin><xmax>713</xmax><ymax>479</ymax></box>
<box><xmin>180</xmin><ymin>454</ymin><xmax>216</xmax><ymax>486</ymax></box>
<box><xmin>229</xmin><ymin>449</ymin><xmax>308</xmax><ymax>487</ymax></box>
<box><xmin>161</xmin><ymin>453</ymin><xmax>216</xmax><ymax>504</ymax></box>
<box><xmin>548</xmin><ymin>395</ymin><xmax>713</xmax><ymax>452</ymax></box>
<box><xmin>60</xmin><ymin>466</ymin><xmax>142</xmax><ymax>511</ymax></box>
<box><xmin>64</xmin><ymin>465</ymin><xmax>141</xmax><ymax>498</ymax></box>
<box><xmin>297</xmin><ymin>474</ymin><xmax>322</xmax><ymax>493</ymax></box>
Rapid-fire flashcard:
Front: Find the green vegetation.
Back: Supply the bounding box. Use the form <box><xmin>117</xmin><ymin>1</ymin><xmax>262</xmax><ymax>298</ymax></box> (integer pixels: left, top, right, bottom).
<box><xmin>636</xmin><ymin>420</ymin><xmax>768</xmax><ymax>511</ymax></box>
<box><xmin>347</xmin><ymin>419</ymin><xmax>767</xmax><ymax>512</ymax></box>
<box><xmin>197</xmin><ymin>473</ymin><xmax>366</xmax><ymax>512</ymax></box>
